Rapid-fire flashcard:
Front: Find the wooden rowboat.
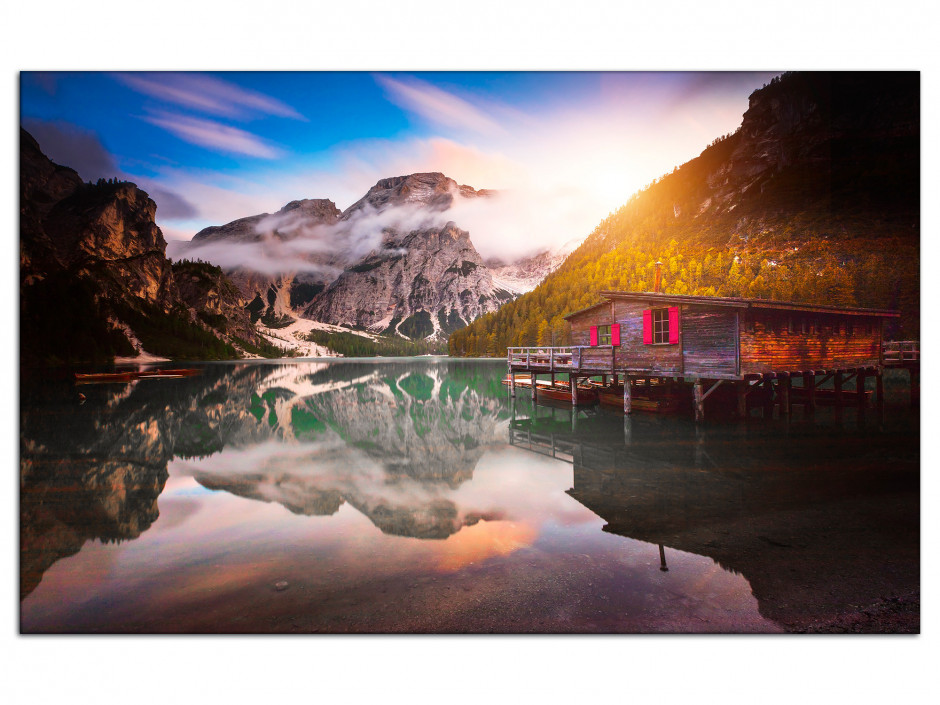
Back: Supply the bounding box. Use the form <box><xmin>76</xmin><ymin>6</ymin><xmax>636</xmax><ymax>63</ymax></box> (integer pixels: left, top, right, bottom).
<box><xmin>596</xmin><ymin>386</ymin><xmax>682</xmax><ymax>413</ymax></box>
<box><xmin>75</xmin><ymin>368</ymin><xmax>200</xmax><ymax>384</ymax></box>
<box><xmin>537</xmin><ymin>384</ymin><xmax>598</xmax><ymax>405</ymax></box>
<box><xmin>74</xmin><ymin>372</ymin><xmax>138</xmax><ymax>383</ymax></box>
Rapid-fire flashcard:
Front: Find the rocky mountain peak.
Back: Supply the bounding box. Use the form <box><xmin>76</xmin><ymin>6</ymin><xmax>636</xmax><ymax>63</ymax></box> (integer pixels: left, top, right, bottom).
<box><xmin>346</xmin><ymin>172</ymin><xmax>489</xmax><ymax>215</ymax></box>
<box><xmin>278</xmin><ymin>198</ymin><xmax>341</xmax><ymax>221</ymax></box>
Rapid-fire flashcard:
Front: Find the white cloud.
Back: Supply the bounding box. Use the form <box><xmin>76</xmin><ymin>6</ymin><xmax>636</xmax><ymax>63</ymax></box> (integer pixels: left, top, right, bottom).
<box><xmin>142</xmin><ymin>112</ymin><xmax>284</xmax><ymax>159</ymax></box>
<box><xmin>116</xmin><ymin>72</ymin><xmax>305</xmax><ymax>120</ymax></box>
<box><xmin>375</xmin><ymin>75</ymin><xmax>508</xmax><ymax>136</ymax></box>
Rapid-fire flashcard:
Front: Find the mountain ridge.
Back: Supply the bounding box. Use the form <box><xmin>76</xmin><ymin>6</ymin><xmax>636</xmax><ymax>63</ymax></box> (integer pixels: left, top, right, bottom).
<box><xmin>177</xmin><ymin>171</ymin><xmax>567</xmax><ymax>342</ymax></box>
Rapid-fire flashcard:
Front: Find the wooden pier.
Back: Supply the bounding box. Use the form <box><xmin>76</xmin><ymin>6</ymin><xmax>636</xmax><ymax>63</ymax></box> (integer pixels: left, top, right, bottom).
<box><xmin>505</xmin><ymin>291</ymin><xmax>914</xmax><ymax>421</ymax></box>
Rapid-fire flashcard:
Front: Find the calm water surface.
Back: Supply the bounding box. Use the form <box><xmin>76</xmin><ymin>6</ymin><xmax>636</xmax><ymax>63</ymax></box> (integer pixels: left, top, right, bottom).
<box><xmin>20</xmin><ymin>359</ymin><xmax>919</xmax><ymax>633</ymax></box>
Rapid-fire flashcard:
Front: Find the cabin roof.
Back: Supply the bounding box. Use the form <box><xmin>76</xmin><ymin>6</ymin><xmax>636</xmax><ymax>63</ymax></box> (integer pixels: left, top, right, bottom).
<box><xmin>563</xmin><ymin>291</ymin><xmax>900</xmax><ymax>320</ymax></box>
<box><xmin>562</xmin><ymin>301</ymin><xmax>610</xmax><ymax>320</ymax></box>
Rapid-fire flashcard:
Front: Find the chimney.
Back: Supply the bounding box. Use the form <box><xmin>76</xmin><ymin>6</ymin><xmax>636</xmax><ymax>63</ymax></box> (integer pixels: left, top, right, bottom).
<box><xmin>654</xmin><ymin>261</ymin><xmax>663</xmax><ymax>293</ymax></box>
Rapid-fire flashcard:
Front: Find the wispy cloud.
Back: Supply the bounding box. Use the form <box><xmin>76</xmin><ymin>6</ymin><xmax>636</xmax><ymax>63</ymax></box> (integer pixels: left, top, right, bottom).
<box><xmin>376</xmin><ymin>75</ymin><xmax>507</xmax><ymax>136</ymax></box>
<box><xmin>116</xmin><ymin>73</ymin><xmax>306</xmax><ymax>121</ymax></box>
<box><xmin>142</xmin><ymin>112</ymin><xmax>284</xmax><ymax>159</ymax></box>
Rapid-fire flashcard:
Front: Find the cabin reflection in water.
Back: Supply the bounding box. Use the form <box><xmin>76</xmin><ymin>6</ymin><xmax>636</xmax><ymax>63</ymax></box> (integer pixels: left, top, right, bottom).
<box><xmin>509</xmin><ymin>406</ymin><xmax>919</xmax><ymax>632</ymax></box>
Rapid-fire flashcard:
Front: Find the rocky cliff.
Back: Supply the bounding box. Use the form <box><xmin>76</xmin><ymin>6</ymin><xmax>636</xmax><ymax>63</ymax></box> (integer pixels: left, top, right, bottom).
<box><xmin>305</xmin><ymin>173</ymin><xmax>513</xmax><ymax>338</ymax></box>
<box><xmin>179</xmin><ymin>172</ymin><xmax>563</xmax><ymax>340</ymax></box>
<box><xmin>185</xmin><ymin>198</ymin><xmax>344</xmax><ymax>321</ymax></box>
<box><xmin>20</xmin><ymin>128</ymin><xmax>266</xmax><ymax>364</ymax></box>
<box><xmin>306</xmin><ymin>218</ymin><xmax>513</xmax><ymax>336</ymax></box>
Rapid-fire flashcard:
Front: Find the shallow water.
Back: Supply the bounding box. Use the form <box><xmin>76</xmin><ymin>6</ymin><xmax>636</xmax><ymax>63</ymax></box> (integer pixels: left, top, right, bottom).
<box><xmin>19</xmin><ymin>359</ymin><xmax>919</xmax><ymax>633</ymax></box>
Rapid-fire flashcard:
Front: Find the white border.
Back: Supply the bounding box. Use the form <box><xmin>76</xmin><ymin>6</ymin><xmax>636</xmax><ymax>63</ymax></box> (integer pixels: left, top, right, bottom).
<box><xmin>4</xmin><ymin>2</ymin><xmax>937</xmax><ymax>704</ymax></box>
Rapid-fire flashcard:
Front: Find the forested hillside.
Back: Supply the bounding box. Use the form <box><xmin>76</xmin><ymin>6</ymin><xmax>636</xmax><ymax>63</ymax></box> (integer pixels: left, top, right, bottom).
<box><xmin>448</xmin><ymin>72</ymin><xmax>919</xmax><ymax>357</ymax></box>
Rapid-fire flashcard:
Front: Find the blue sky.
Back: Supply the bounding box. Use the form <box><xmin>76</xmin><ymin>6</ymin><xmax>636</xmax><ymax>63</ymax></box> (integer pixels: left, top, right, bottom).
<box><xmin>21</xmin><ymin>71</ymin><xmax>777</xmax><ymax>258</ymax></box>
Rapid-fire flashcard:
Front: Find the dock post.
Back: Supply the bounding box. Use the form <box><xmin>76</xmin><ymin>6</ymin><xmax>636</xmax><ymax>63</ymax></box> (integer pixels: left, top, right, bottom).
<box><xmin>531</xmin><ymin>372</ymin><xmax>537</xmax><ymax>401</ymax></box>
<box><xmin>803</xmin><ymin>371</ymin><xmax>816</xmax><ymax>416</ymax></box>
<box><xmin>857</xmin><ymin>371</ymin><xmax>866</xmax><ymax>408</ymax></box>
<box><xmin>571</xmin><ymin>374</ymin><xmax>579</xmax><ymax>406</ymax></box>
<box><xmin>736</xmin><ymin>381</ymin><xmax>747</xmax><ymax>419</ymax></box>
<box><xmin>693</xmin><ymin>380</ymin><xmax>704</xmax><ymax>422</ymax></box>
<box><xmin>779</xmin><ymin>375</ymin><xmax>791</xmax><ymax>417</ymax></box>
<box><xmin>510</xmin><ymin>370</ymin><xmax>516</xmax><ymax>398</ymax></box>
<box><xmin>762</xmin><ymin>376</ymin><xmax>774</xmax><ymax>418</ymax></box>
<box><xmin>834</xmin><ymin>371</ymin><xmax>844</xmax><ymax>423</ymax></box>
<box><xmin>623</xmin><ymin>375</ymin><xmax>632</xmax><ymax>414</ymax></box>
<box><xmin>623</xmin><ymin>416</ymin><xmax>632</xmax><ymax>444</ymax></box>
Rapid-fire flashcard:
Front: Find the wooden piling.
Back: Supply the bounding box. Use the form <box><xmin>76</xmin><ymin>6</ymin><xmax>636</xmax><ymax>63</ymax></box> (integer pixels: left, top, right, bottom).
<box><xmin>570</xmin><ymin>374</ymin><xmax>579</xmax><ymax>406</ymax></box>
<box><xmin>510</xmin><ymin>370</ymin><xmax>516</xmax><ymax>398</ymax></box>
<box><xmin>763</xmin><ymin>376</ymin><xmax>775</xmax><ymax>418</ymax></box>
<box><xmin>736</xmin><ymin>381</ymin><xmax>747</xmax><ymax>419</ymax></box>
<box><xmin>693</xmin><ymin>380</ymin><xmax>704</xmax><ymax>422</ymax></box>
<box><xmin>531</xmin><ymin>372</ymin><xmax>537</xmax><ymax>401</ymax></box>
<box><xmin>623</xmin><ymin>375</ymin><xmax>632</xmax><ymax>415</ymax></box>
<box><xmin>779</xmin><ymin>375</ymin><xmax>791</xmax><ymax>417</ymax></box>
<box><xmin>804</xmin><ymin>370</ymin><xmax>816</xmax><ymax>414</ymax></box>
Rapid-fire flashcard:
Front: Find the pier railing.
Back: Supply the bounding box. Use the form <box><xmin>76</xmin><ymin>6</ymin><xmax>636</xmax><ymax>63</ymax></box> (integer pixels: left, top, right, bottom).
<box><xmin>507</xmin><ymin>346</ymin><xmax>617</xmax><ymax>372</ymax></box>
<box><xmin>883</xmin><ymin>341</ymin><xmax>919</xmax><ymax>365</ymax></box>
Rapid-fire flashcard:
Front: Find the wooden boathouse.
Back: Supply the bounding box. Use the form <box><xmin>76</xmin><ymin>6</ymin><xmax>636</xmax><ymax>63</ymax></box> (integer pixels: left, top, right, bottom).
<box><xmin>507</xmin><ymin>289</ymin><xmax>909</xmax><ymax>420</ymax></box>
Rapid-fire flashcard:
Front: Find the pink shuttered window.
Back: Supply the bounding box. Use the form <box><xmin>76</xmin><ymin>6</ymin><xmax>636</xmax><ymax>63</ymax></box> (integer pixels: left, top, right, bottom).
<box><xmin>611</xmin><ymin>324</ymin><xmax>621</xmax><ymax>346</ymax></box>
<box><xmin>589</xmin><ymin>326</ymin><xmax>598</xmax><ymax>346</ymax></box>
<box><xmin>646</xmin><ymin>307</ymin><xmax>680</xmax><ymax>345</ymax></box>
<box><xmin>668</xmin><ymin>306</ymin><xmax>680</xmax><ymax>344</ymax></box>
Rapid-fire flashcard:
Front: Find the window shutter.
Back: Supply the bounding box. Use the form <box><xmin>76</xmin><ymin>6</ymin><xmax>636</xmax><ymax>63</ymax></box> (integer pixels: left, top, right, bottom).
<box><xmin>668</xmin><ymin>306</ymin><xmax>680</xmax><ymax>344</ymax></box>
<box><xmin>589</xmin><ymin>326</ymin><xmax>598</xmax><ymax>346</ymax></box>
<box><xmin>642</xmin><ymin>310</ymin><xmax>652</xmax><ymax>345</ymax></box>
<box><xmin>611</xmin><ymin>323</ymin><xmax>621</xmax><ymax>346</ymax></box>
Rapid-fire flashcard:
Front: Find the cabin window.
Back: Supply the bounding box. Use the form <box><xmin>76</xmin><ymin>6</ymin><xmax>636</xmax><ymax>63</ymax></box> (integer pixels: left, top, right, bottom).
<box><xmin>643</xmin><ymin>307</ymin><xmax>679</xmax><ymax>344</ymax></box>
<box><xmin>597</xmin><ymin>324</ymin><xmax>611</xmax><ymax>345</ymax></box>
<box><xmin>652</xmin><ymin>308</ymin><xmax>670</xmax><ymax>344</ymax></box>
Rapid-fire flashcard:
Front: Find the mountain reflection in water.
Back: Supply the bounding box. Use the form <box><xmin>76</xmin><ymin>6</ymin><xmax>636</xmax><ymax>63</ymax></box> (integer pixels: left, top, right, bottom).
<box><xmin>20</xmin><ymin>360</ymin><xmax>918</xmax><ymax>633</ymax></box>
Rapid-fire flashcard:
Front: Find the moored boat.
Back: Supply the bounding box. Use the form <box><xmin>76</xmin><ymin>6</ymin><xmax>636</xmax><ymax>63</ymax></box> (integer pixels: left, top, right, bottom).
<box><xmin>75</xmin><ymin>367</ymin><xmax>200</xmax><ymax>384</ymax></box>
<box><xmin>596</xmin><ymin>385</ymin><xmax>682</xmax><ymax>413</ymax></box>
<box><xmin>537</xmin><ymin>383</ymin><xmax>598</xmax><ymax>405</ymax></box>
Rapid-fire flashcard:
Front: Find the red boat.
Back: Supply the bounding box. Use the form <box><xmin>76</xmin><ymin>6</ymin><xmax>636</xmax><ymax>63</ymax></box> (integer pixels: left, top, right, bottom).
<box><xmin>75</xmin><ymin>368</ymin><xmax>200</xmax><ymax>384</ymax></box>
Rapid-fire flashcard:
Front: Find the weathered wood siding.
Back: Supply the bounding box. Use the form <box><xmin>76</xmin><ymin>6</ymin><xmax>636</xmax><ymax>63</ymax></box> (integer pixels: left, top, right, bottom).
<box><xmin>611</xmin><ymin>299</ymin><xmax>683</xmax><ymax>374</ymax></box>
<box><xmin>740</xmin><ymin>314</ymin><xmax>882</xmax><ymax>373</ymax></box>
<box><xmin>569</xmin><ymin>304</ymin><xmax>611</xmax><ymax>347</ymax></box>
<box><xmin>682</xmin><ymin>309</ymin><xmax>738</xmax><ymax>377</ymax></box>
